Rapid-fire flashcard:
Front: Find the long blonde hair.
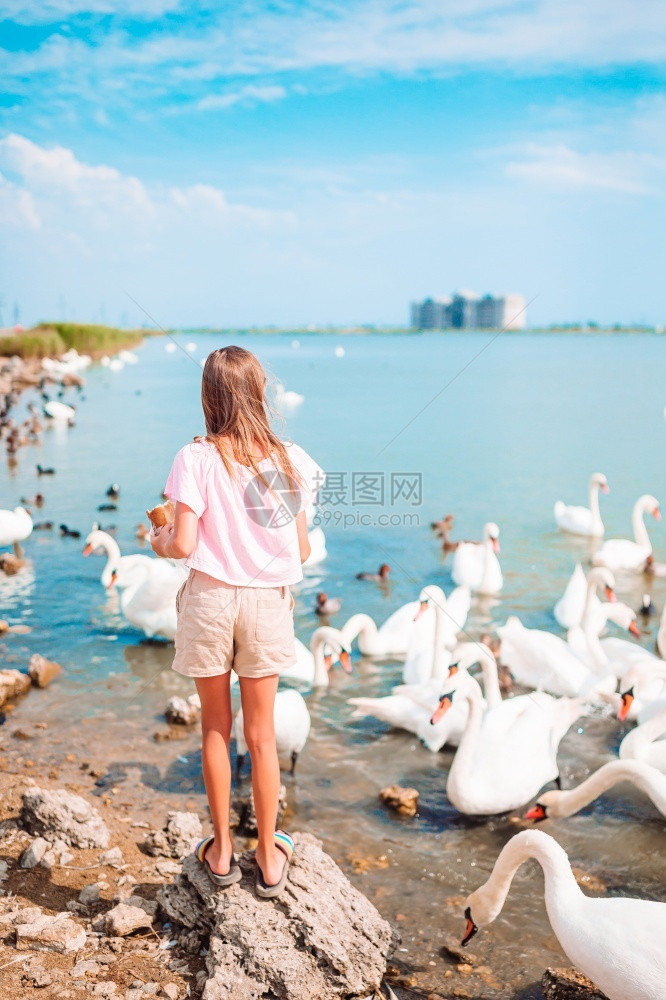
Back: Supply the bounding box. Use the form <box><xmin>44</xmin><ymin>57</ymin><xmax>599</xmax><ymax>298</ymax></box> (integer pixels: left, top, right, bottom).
<box><xmin>198</xmin><ymin>346</ymin><xmax>300</xmax><ymax>489</ymax></box>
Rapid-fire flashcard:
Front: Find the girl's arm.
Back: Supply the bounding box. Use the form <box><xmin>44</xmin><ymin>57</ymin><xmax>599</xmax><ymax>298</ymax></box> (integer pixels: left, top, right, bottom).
<box><xmin>150</xmin><ymin>501</ymin><xmax>198</xmax><ymax>560</ymax></box>
<box><xmin>296</xmin><ymin>510</ymin><xmax>311</xmax><ymax>564</ymax></box>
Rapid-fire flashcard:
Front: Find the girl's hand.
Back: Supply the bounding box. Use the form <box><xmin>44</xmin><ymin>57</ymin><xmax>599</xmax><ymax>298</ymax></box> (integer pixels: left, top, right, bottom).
<box><xmin>150</xmin><ymin>524</ymin><xmax>173</xmax><ymax>557</ymax></box>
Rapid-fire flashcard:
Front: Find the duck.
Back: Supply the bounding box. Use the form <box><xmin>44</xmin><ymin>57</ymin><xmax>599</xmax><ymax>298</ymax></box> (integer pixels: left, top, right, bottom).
<box><xmin>36</xmin><ymin>464</ymin><xmax>55</xmax><ymax>475</ymax></box>
<box><xmin>348</xmin><ymin>642</ymin><xmax>500</xmax><ymax>752</ymax></box>
<box><xmin>451</xmin><ymin>522</ymin><xmax>502</xmax><ymax>595</ymax></box>
<box><xmin>234</xmin><ymin>689</ymin><xmax>311</xmax><ymax>777</ymax></box>
<box><xmin>0</xmin><ymin>552</ymin><xmax>25</xmax><ymax>575</ymax></box>
<box><xmin>59</xmin><ymin>524</ymin><xmax>81</xmax><ymax>539</ymax></box>
<box><xmin>0</xmin><ymin>506</ymin><xmax>33</xmax><ymax>556</ymax></box>
<box><xmin>20</xmin><ymin>494</ymin><xmax>44</xmax><ymax>507</ymax></box>
<box><xmin>401</xmin><ymin>584</ymin><xmax>471</xmax><ymax>684</ymax></box>
<box><xmin>431</xmin><ymin>514</ymin><xmax>460</xmax><ymax>555</ymax></box>
<box><xmin>355</xmin><ymin>563</ymin><xmax>391</xmax><ymax>583</ymax></box>
<box><xmin>553</xmin><ymin>472</ymin><xmax>609</xmax><ymax>537</ymax></box>
<box><xmin>280</xmin><ymin>626</ymin><xmax>351</xmax><ymax>688</ymax></box>
<box><xmin>434</xmin><ymin>670</ymin><xmax>583</xmax><ymax>814</ymax></box>
<box><xmin>461</xmin><ymin>829</ymin><xmax>666</xmax><ymax>1000</ymax></box>
<box><xmin>314</xmin><ymin>592</ymin><xmax>342</xmax><ymax>616</ymax></box>
<box><xmin>525</xmin><ymin>758</ymin><xmax>666</xmax><ymax>821</ymax></box>
<box><xmin>106</xmin><ymin>483</ymin><xmax>120</xmax><ymax>499</ymax></box>
<box><xmin>619</xmin><ymin>706</ymin><xmax>666</xmax><ymax>775</ymax></box>
<box><xmin>638</xmin><ymin>594</ymin><xmax>655</xmax><ymax>618</ymax></box>
<box><xmin>592</xmin><ymin>494</ymin><xmax>661</xmax><ymax>572</ymax></box>
<box><xmin>83</xmin><ymin>528</ymin><xmax>155</xmax><ymax>588</ymax></box>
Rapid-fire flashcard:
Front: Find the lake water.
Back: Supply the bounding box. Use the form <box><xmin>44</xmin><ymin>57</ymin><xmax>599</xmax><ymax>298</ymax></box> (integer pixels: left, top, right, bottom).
<box><xmin>2</xmin><ymin>330</ymin><xmax>665</xmax><ymax>997</ymax></box>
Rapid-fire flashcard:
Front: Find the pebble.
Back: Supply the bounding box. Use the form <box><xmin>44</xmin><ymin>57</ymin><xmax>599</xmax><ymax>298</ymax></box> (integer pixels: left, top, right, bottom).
<box><xmin>19</xmin><ymin>835</ymin><xmax>48</xmax><ymax>869</ymax></box>
<box><xmin>79</xmin><ymin>883</ymin><xmax>102</xmax><ymax>906</ymax></box>
<box><xmin>70</xmin><ymin>959</ymin><xmax>100</xmax><ymax>977</ymax></box>
<box><xmin>100</xmin><ymin>846</ymin><xmax>124</xmax><ymax>867</ymax></box>
<box><xmin>159</xmin><ymin>986</ymin><xmax>179</xmax><ymax>1000</ymax></box>
<box><xmin>93</xmin><ymin>985</ymin><xmax>118</xmax><ymax>997</ymax></box>
<box><xmin>104</xmin><ymin>902</ymin><xmax>153</xmax><ymax>937</ymax></box>
<box><xmin>16</xmin><ymin>912</ymin><xmax>86</xmax><ymax>953</ymax></box>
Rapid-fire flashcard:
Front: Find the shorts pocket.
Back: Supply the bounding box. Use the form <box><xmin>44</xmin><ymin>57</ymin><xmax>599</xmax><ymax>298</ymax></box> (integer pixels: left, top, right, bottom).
<box><xmin>255</xmin><ymin>588</ymin><xmax>292</xmax><ymax>642</ymax></box>
<box><xmin>175</xmin><ymin>579</ymin><xmax>188</xmax><ymax>614</ymax></box>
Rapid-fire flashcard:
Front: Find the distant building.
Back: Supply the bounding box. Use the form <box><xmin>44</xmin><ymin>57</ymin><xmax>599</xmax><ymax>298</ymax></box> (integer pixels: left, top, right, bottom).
<box><xmin>411</xmin><ymin>290</ymin><xmax>526</xmax><ymax>330</ymax></box>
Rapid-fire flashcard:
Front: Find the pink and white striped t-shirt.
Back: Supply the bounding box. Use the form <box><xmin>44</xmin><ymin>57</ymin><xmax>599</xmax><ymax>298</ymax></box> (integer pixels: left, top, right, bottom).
<box><xmin>164</xmin><ymin>438</ymin><xmax>324</xmax><ymax>587</ymax></box>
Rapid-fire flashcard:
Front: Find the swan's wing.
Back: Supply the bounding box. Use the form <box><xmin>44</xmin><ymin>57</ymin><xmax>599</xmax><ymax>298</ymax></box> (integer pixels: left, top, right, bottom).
<box><xmin>348</xmin><ymin>695</ymin><xmax>427</xmax><ymax>734</ymax></box>
<box><xmin>451</xmin><ymin>542</ymin><xmax>482</xmax><ymax>588</ymax></box>
<box><xmin>379</xmin><ymin>600</ymin><xmax>420</xmax><ymax>654</ymax></box>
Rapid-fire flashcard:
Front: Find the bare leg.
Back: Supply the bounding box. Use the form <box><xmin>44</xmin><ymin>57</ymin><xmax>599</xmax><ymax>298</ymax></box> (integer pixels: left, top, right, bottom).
<box><xmin>238</xmin><ymin>674</ymin><xmax>284</xmax><ymax>886</ymax></box>
<box><xmin>194</xmin><ymin>673</ymin><xmax>234</xmax><ymax>875</ymax></box>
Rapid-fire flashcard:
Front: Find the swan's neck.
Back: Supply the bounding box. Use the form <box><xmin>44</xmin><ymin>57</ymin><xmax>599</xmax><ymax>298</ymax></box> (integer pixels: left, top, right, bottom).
<box><xmin>341</xmin><ymin>613</ymin><xmax>376</xmax><ymax>646</ymax></box>
<box><xmin>449</xmin><ymin>682</ymin><xmax>484</xmax><ymax>785</ymax></box>
<box><xmin>430</xmin><ymin>598</ymin><xmax>447</xmax><ymax>681</ymax></box>
<box><xmin>580</xmin><ymin>583</ymin><xmax>607</xmax><ymax>671</ymax></box>
<box><xmin>621</xmin><ymin>709</ymin><xmax>666</xmax><ymax>758</ymax></box>
<box><xmin>555</xmin><ymin>759</ymin><xmax>666</xmax><ymax>816</ymax></box>
<box><xmin>588</xmin><ymin>479</ymin><xmax>602</xmax><ymax>523</ymax></box>
<box><xmin>479</xmin><ymin>657</ymin><xmax>502</xmax><ymax>709</ymax></box>
<box><xmin>101</xmin><ymin>535</ymin><xmax>122</xmax><ymax>571</ymax></box>
<box><xmin>311</xmin><ymin>636</ymin><xmax>330</xmax><ymax>687</ymax></box>
<box><xmin>632</xmin><ymin>501</ymin><xmax>651</xmax><ymax>549</ymax></box>
<box><xmin>479</xmin><ymin>833</ymin><xmax>582</xmax><ymax>924</ymax></box>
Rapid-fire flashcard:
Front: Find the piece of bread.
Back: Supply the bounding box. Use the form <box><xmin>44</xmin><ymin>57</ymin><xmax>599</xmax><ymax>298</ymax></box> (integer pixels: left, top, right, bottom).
<box><xmin>146</xmin><ymin>500</ymin><xmax>175</xmax><ymax>528</ymax></box>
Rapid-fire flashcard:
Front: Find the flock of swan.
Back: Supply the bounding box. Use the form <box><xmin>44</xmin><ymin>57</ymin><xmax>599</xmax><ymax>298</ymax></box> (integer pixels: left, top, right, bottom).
<box><xmin>2</xmin><ymin>412</ymin><xmax>666</xmax><ymax>997</ymax></box>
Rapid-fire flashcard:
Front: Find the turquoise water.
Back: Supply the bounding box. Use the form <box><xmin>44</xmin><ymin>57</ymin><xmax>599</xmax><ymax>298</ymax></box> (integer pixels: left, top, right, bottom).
<box><xmin>2</xmin><ymin>330</ymin><xmax>666</xmax><ymax>996</ymax></box>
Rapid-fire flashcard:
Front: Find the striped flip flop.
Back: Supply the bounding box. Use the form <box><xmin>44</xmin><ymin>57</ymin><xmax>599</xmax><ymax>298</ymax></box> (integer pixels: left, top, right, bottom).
<box><xmin>255</xmin><ymin>830</ymin><xmax>294</xmax><ymax>899</ymax></box>
<box><xmin>194</xmin><ymin>836</ymin><xmax>242</xmax><ymax>888</ymax></box>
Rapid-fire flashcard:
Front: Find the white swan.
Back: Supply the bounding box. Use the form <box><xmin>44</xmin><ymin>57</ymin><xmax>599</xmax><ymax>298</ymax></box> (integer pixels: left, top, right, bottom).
<box><xmin>348</xmin><ymin>642</ymin><xmax>498</xmax><ymax>752</ymax></box>
<box><xmin>339</xmin><ymin>600</ymin><xmax>421</xmax><ymax>659</ymax></box>
<box><xmin>554</xmin><ymin>472</ymin><xmax>608</xmax><ymax>537</ymax></box>
<box><xmin>112</xmin><ymin>560</ymin><xmax>186</xmax><ymax>641</ymax></box>
<box><xmin>0</xmin><ymin>507</ymin><xmax>32</xmax><ymax>551</ymax></box>
<box><xmin>616</xmin><ymin>662</ymin><xmax>666</xmax><ymax>724</ymax></box>
<box><xmin>43</xmin><ymin>399</ymin><xmax>75</xmax><ymax>421</ymax></box>
<box><xmin>280</xmin><ymin>626</ymin><xmax>350</xmax><ymax>688</ymax></box>
<box><xmin>619</xmin><ymin>707</ymin><xmax>666</xmax><ymax>775</ymax></box>
<box><xmin>451</xmin><ymin>522</ymin><xmax>502</xmax><ymax>595</ymax></box>
<box><xmin>234</xmin><ymin>689</ymin><xmax>311</xmax><ymax>775</ymax></box>
<box><xmin>435</xmin><ymin>671</ymin><xmax>583</xmax><ymax>814</ymax></box>
<box><xmin>83</xmin><ymin>528</ymin><xmax>154</xmax><ymax>588</ymax></box>
<box><xmin>401</xmin><ymin>584</ymin><xmax>471</xmax><ymax>684</ymax></box>
<box><xmin>525</xmin><ymin>758</ymin><xmax>666</xmax><ymax>821</ymax></box>
<box><xmin>461</xmin><ymin>829</ymin><xmax>666</xmax><ymax>1000</ymax></box>
<box><xmin>554</xmin><ymin>562</ymin><xmax>616</xmax><ymax>632</ymax></box>
<box><xmin>592</xmin><ymin>493</ymin><xmax>661</xmax><ymax>571</ymax></box>
<box><xmin>304</xmin><ymin>525</ymin><xmax>327</xmax><ymax>566</ymax></box>
<box><xmin>658</xmin><ymin>605</ymin><xmax>666</xmax><ymax>660</ymax></box>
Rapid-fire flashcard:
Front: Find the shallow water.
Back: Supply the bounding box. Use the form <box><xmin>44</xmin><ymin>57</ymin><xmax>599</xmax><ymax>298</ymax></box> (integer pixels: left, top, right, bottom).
<box><xmin>2</xmin><ymin>330</ymin><xmax>666</xmax><ymax>996</ymax></box>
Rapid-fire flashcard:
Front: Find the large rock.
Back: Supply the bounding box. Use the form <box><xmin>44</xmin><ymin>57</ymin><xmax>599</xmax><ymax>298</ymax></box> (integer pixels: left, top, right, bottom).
<box><xmin>104</xmin><ymin>903</ymin><xmax>153</xmax><ymax>937</ymax></box>
<box><xmin>542</xmin><ymin>967</ymin><xmax>608</xmax><ymax>999</ymax></box>
<box><xmin>0</xmin><ymin>668</ymin><xmax>31</xmax><ymax>707</ymax></box>
<box><xmin>144</xmin><ymin>811</ymin><xmax>202</xmax><ymax>859</ymax></box>
<box><xmin>158</xmin><ymin>832</ymin><xmax>393</xmax><ymax>1000</ymax></box>
<box><xmin>21</xmin><ymin>787</ymin><xmax>110</xmax><ymax>848</ymax></box>
<box><xmin>16</xmin><ymin>912</ymin><xmax>86</xmax><ymax>953</ymax></box>
<box><xmin>164</xmin><ymin>695</ymin><xmax>199</xmax><ymax>725</ymax></box>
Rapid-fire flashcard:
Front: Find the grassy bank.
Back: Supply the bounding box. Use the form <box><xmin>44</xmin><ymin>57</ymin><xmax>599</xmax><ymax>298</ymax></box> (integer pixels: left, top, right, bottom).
<box><xmin>0</xmin><ymin>322</ymin><xmax>147</xmax><ymax>359</ymax></box>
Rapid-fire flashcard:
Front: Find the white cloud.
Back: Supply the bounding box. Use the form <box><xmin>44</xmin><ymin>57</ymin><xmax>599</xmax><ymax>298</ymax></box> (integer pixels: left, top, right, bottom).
<box><xmin>1</xmin><ymin>0</ymin><xmax>182</xmax><ymax>23</ymax></box>
<box><xmin>505</xmin><ymin>143</ymin><xmax>664</xmax><ymax>195</ymax></box>
<box><xmin>197</xmin><ymin>85</ymin><xmax>287</xmax><ymax>112</ymax></box>
<box><xmin>0</xmin><ymin>172</ymin><xmax>40</xmax><ymax>229</ymax></box>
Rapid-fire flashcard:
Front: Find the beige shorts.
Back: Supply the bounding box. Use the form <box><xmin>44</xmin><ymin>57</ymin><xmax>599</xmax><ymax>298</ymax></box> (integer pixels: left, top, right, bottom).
<box><xmin>172</xmin><ymin>569</ymin><xmax>296</xmax><ymax>679</ymax></box>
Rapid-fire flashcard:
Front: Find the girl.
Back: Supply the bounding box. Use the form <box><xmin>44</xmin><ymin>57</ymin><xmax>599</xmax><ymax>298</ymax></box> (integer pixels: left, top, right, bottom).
<box><xmin>150</xmin><ymin>346</ymin><xmax>323</xmax><ymax>898</ymax></box>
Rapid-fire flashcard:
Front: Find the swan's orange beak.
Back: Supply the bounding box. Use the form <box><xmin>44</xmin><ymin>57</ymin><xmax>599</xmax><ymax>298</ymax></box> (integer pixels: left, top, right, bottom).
<box><xmin>618</xmin><ymin>688</ymin><xmax>634</xmax><ymax>721</ymax></box>
<box><xmin>604</xmin><ymin>585</ymin><xmax>616</xmax><ymax>602</ymax></box>
<box><xmin>491</xmin><ymin>538</ymin><xmax>500</xmax><ymax>554</ymax></box>
<box><xmin>525</xmin><ymin>803</ymin><xmax>547</xmax><ymax>822</ymax></box>
<box><xmin>448</xmin><ymin>664</ymin><xmax>459</xmax><ymax>678</ymax></box>
<box><xmin>600</xmin><ymin>483</ymin><xmax>610</xmax><ymax>494</ymax></box>
<box><xmin>339</xmin><ymin>650</ymin><xmax>352</xmax><ymax>674</ymax></box>
<box><xmin>653</xmin><ymin>507</ymin><xmax>662</xmax><ymax>521</ymax></box>
<box><xmin>461</xmin><ymin>907</ymin><xmax>478</xmax><ymax>947</ymax></box>
<box><xmin>430</xmin><ymin>694</ymin><xmax>453</xmax><ymax>725</ymax></box>
<box><xmin>323</xmin><ymin>653</ymin><xmax>333</xmax><ymax>671</ymax></box>
<box><xmin>106</xmin><ymin>574</ymin><xmax>117</xmax><ymax>589</ymax></box>
<box><xmin>82</xmin><ymin>543</ymin><xmax>92</xmax><ymax>556</ymax></box>
<box><xmin>414</xmin><ymin>600</ymin><xmax>428</xmax><ymax>621</ymax></box>
<box><xmin>628</xmin><ymin>621</ymin><xmax>640</xmax><ymax>638</ymax></box>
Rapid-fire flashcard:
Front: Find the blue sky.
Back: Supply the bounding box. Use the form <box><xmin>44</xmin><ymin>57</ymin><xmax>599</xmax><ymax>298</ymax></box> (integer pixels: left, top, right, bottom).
<box><xmin>0</xmin><ymin>1</ymin><xmax>665</xmax><ymax>328</ymax></box>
